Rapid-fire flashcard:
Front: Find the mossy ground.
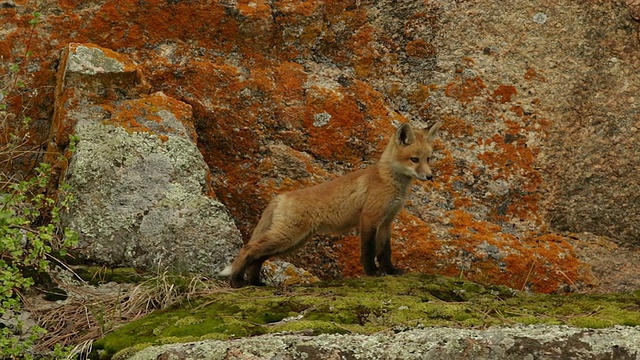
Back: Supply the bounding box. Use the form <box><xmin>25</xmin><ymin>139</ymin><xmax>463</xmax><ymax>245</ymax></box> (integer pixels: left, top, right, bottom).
<box><xmin>73</xmin><ymin>266</ymin><xmax>147</xmax><ymax>286</ymax></box>
<box><xmin>91</xmin><ymin>274</ymin><xmax>640</xmax><ymax>360</ymax></box>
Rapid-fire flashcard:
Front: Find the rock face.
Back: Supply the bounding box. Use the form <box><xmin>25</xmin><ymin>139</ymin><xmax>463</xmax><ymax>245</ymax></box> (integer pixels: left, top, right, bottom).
<box><xmin>54</xmin><ymin>44</ymin><xmax>242</xmax><ymax>274</ymax></box>
<box><xmin>1</xmin><ymin>1</ymin><xmax>640</xmax><ymax>292</ymax></box>
<box><xmin>126</xmin><ymin>326</ymin><xmax>640</xmax><ymax>360</ymax></box>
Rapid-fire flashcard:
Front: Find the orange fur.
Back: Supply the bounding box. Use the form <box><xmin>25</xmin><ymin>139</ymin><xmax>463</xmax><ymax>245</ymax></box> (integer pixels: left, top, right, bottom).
<box><xmin>223</xmin><ymin>122</ymin><xmax>442</xmax><ymax>287</ymax></box>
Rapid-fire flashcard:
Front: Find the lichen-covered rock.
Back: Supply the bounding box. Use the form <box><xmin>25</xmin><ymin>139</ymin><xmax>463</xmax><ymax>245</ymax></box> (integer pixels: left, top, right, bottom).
<box><xmin>125</xmin><ymin>326</ymin><xmax>640</xmax><ymax>360</ymax></box>
<box><xmin>2</xmin><ymin>1</ymin><xmax>640</xmax><ymax>292</ymax></box>
<box><xmin>55</xmin><ymin>43</ymin><xmax>242</xmax><ymax>274</ymax></box>
<box><xmin>65</xmin><ymin>111</ymin><xmax>241</xmax><ymax>273</ymax></box>
<box><xmin>627</xmin><ymin>0</ymin><xmax>640</xmax><ymax>20</ymax></box>
<box><xmin>261</xmin><ymin>260</ymin><xmax>321</xmax><ymax>287</ymax></box>
<box><xmin>91</xmin><ymin>274</ymin><xmax>640</xmax><ymax>359</ymax></box>
<box><xmin>43</xmin><ymin>43</ymin><xmax>150</xmax><ymax>194</ymax></box>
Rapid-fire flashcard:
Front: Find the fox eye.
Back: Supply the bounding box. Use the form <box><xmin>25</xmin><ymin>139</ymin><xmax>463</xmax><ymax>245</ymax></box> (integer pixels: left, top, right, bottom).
<box><xmin>410</xmin><ymin>157</ymin><xmax>420</xmax><ymax>163</ymax></box>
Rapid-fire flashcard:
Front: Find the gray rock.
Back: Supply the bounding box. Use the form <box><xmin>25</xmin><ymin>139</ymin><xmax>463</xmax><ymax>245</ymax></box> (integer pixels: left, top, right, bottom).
<box><xmin>125</xmin><ymin>325</ymin><xmax>640</xmax><ymax>360</ymax></box>
<box><xmin>56</xmin><ymin>44</ymin><xmax>242</xmax><ymax>275</ymax></box>
<box><xmin>65</xmin><ymin>44</ymin><xmax>124</xmax><ymax>75</ymax></box>
<box><xmin>65</xmin><ymin>113</ymin><xmax>241</xmax><ymax>274</ymax></box>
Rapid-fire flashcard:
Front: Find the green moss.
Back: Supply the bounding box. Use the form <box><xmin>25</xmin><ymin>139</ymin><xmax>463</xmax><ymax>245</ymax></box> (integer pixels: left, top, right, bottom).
<box><xmin>90</xmin><ymin>275</ymin><xmax>640</xmax><ymax>359</ymax></box>
<box><xmin>569</xmin><ymin>317</ymin><xmax>614</xmax><ymax>328</ymax></box>
<box><xmin>270</xmin><ymin>320</ymin><xmax>352</xmax><ymax>335</ymax></box>
<box><xmin>174</xmin><ymin>316</ymin><xmax>202</xmax><ymax>327</ymax></box>
<box><xmin>517</xmin><ymin>315</ymin><xmax>562</xmax><ymax>326</ymax></box>
<box><xmin>74</xmin><ymin>266</ymin><xmax>146</xmax><ymax>285</ymax></box>
<box><xmin>111</xmin><ymin>343</ymin><xmax>151</xmax><ymax>360</ymax></box>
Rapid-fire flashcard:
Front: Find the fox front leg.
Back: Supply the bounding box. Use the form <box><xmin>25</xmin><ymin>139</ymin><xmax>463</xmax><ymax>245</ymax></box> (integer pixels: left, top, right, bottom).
<box><xmin>360</xmin><ymin>217</ymin><xmax>383</xmax><ymax>276</ymax></box>
<box><xmin>375</xmin><ymin>223</ymin><xmax>403</xmax><ymax>275</ymax></box>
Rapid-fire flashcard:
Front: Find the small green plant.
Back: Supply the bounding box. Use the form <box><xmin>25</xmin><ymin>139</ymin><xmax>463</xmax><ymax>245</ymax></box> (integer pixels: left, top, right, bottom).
<box><xmin>0</xmin><ymin>163</ymin><xmax>78</xmax><ymax>359</ymax></box>
<box><xmin>1</xmin><ymin>11</ymin><xmax>40</xmax><ymax>172</ymax></box>
<box><xmin>1</xmin><ymin>9</ymin><xmax>78</xmax><ymax>359</ymax></box>
<box><xmin>0</xmin><ymin>326</ymin><xmax>47</xmax><ymax>360</ymax></box>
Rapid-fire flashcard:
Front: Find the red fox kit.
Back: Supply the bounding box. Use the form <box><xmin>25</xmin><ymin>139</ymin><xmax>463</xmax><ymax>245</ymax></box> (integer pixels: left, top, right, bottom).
<box><xmin>221</xmin><ymin>122</ymin><xmax>442</xmax><ymax>287</ymax></box>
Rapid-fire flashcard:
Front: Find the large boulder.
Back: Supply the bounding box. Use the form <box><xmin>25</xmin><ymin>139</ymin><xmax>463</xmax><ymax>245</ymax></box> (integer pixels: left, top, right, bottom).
<box><xmin>54</xmin><ymin>44</ymin><xmax>242</xmax><ymax>275</ymax></box>
<box><xmin>2</xmin><ymin>1</ymin><xmax>640</xmax><ymax>292</ymax></box>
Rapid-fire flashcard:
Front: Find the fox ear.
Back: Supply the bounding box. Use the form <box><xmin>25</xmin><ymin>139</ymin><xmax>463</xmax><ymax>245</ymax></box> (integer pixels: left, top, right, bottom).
<box><xmin>425</xmin><ymin>121</ymin><xmax>442</xmax><ymax>142</ymax></box>
<box><xmin>395</xmin><ymin>123</ymin><xmax>416</xmax><ymax>146</ymax></box>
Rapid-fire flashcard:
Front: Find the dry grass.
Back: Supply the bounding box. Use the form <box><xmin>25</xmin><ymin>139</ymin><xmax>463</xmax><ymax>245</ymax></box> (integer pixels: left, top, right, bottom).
<box><xmin>25</xmin><ymin>270</ymin><xmax>227</xmax><ymax>358</ymax></box>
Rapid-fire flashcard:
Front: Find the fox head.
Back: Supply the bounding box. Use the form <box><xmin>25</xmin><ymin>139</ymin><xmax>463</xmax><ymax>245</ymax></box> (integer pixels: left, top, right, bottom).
<box><xmin>386</xmin><ymin>122</ymin><xmax>442</xmax><ymax>181</ymax></box>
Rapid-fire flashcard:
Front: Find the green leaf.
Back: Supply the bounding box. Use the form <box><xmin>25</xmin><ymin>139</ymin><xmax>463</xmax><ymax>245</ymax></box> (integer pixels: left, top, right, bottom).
<box><xmin>1</xmin><ymin>160</ymin><xmax>77</xmax><ymax>357</ymax></box>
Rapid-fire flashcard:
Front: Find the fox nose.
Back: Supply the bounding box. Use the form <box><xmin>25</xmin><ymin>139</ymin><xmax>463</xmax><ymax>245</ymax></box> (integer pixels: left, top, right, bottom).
<box><xmin>417</xmin><ymin>173</ymin><xmax>433</xmax><ymax>181</ymax></box>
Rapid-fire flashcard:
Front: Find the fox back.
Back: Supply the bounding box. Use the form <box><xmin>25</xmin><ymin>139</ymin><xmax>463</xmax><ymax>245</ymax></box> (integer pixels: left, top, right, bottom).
<box><xmin>222</xmin><ymin>122</ymin><xmax>442</xmax><ymax>287</ymax></box>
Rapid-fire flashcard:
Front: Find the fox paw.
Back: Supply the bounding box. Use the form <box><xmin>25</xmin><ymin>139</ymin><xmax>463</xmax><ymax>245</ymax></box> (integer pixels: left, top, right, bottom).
<box><xmin>230</xmin><ymin>278</ymin><xmax>247</xmax><ymax>288</ymax></box>
<box><xmin>364</xmin><ymin>268</ymin><xmax>382</xmax><ymax>277</ymax></box>
<box><xmin>385</xmin><ymin>267</ymin><xmax>404</xmax><ymax>276</ymax></box>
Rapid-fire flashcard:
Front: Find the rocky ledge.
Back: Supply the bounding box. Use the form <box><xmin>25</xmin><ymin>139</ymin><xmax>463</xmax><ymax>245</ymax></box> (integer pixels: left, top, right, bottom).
<box><xmin>126</xmin><ymin>325</ymin><xmax>640</xmax><ymax>360</ymax></box>
<box><xmin>88</xmin><ymin>274</ymin><xmax>640</xmax><ymax>359</ymax></box>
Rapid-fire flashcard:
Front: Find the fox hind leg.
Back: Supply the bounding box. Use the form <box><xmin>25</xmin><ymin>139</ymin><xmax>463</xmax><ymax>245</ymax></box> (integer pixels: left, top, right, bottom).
<box><xmin>229</xmin><ymin>244</ymin><xmax>266</xmax><ymax>288</ymax></box>
<box><xmin>229</xmin><ymin>247</ymin><xmax>251</xmax><ymax>288</ymax></box>
<box><xmin>230</xmin><ymin>202</ymin><xmax>277</xmax><ymax>287</ymax></box>
<box><xmin>247</xmin><ymin>230</ymin><xmax>310</xmax><ymax>284</ymax></box>
<box><xmin>246</xmin><ymin>256</ymin><xmax>269</xmax><ymax>286</ymax></box>
<box><xmin>228</xmin><ymin>242</ymin><xmax>271</xmax><ymax>288</ymax></box>
<box><xmin>229</xmin><ymin>226</ymin><xmax>311</xmax><ymax>287</ymax></box>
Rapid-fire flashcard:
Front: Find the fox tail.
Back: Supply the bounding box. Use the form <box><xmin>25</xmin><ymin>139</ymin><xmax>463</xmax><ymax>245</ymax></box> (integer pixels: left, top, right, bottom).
<box><xmin>219</xmin><ymin>265</ymin><xmax>233</xmax><ymax>277</ymax></box>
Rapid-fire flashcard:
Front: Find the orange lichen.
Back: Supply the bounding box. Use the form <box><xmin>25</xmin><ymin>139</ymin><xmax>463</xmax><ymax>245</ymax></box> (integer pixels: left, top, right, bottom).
<box><xmin>296</xmin><ymin>21</ymin><xmax>326</xmax><ymax>49</ymax></box>
<box><xmin>524</xmin><ymin>67</ymin><xmax>546</xmax><ymax>82</ymax></box>
<box><xmin>349</xmin><ymin>24</ymin><xmax>377</xmax><ymax>78</ymax></box>
<box><xmin>393</xmin><ymin>211</ymin><xmax>440</xmax><ymax>268</ymax></box>
<box><xmin>275</xmin><ymin>0</ymin><xmax>320</xmax><ymax>17</ymax></box>
<box><xmin>104</xmin><ymin>93</ymin><xmax>194</xmax><ymax>139</ymax></box>
<box><xmin>444</xmin><ymin>76</ymin><xmax>487</xmax><ymax>105</ymax></box>
<box><xmin>405</xmin><ymin>39</ymin><xmax>435</xmax><ymax>58</ymax></box>
<box><xmin>432</xmin><ymin>146</ymin><xmax>455</xmax><ymax>183</ymax></box>
<box><xmin>440</xmin><ymin>210</ymin><xmax>585</xmax><ymax>293</ymax></box>
<box><xmin>59</xmin><ymin>1</ymin><xmax>240</xmax><ymax>52</ymax></box>
<box><xmin>406</xmin><ymin>83</ymin><xmax>437</xmax><ymax>107</ymax></box>
<box><xmin>335</xmin><ymin>234</ymin><xmax>362</xmax><ymax>277</ymax></box>
<box><xmin>303</xmin><ymin>81</ymin><xmax>395</xmax><ymax>162</ymax></box>
<box><xmin>273</xmin><ymin>61</ymin><xmax>307</xmax><ymax>102</ymax></box>
<box><xmin>57</xmin><ymin>0</ymin><xmax>84</xmax><ymax>9</ymax></box>
<box><xmin>472</xmin><ymin>116</ymin><xmax>545</xmax><ymax>225</ymax></box>
<box><xmin>509</xmin><ymin>105</ymin><xmax>525</xmax><ymax>117</ymax></box>
<box><xmin>447</xmin><ymin>209</ymin><xmax>501</xmax><ymax>238</ymax></box>
<box><xmin>304</xmin><ymin>86</ymin><xmax>360</xmax><ymax>160</ymax></box>
<box><xmin>478</xmin><ymin>131</ymin><xmax>541</xmax><ymax>192</ymax></box>
<box><xmin>0</xmin><ymin>37</ymin><xmax>12</xmax><ymax>58</ymax></box>
<box><xmin>453</xmin><ymin>196</ymin><xmax>473</xmax><ymax>208</ymax></box>
<box><xmin>237</xmin><ymin>0</ymin><xmax>272</xmax><ymax>18</ymax></box>
<box><xmin>491</xmin><ymin>84</ymin><xmax>517</xmax><ymax>103</ymax></box>
<box><xmin>442</xmin><ymin>116</ymin><xmax>473</xmax><ymax>137</ymax></box>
